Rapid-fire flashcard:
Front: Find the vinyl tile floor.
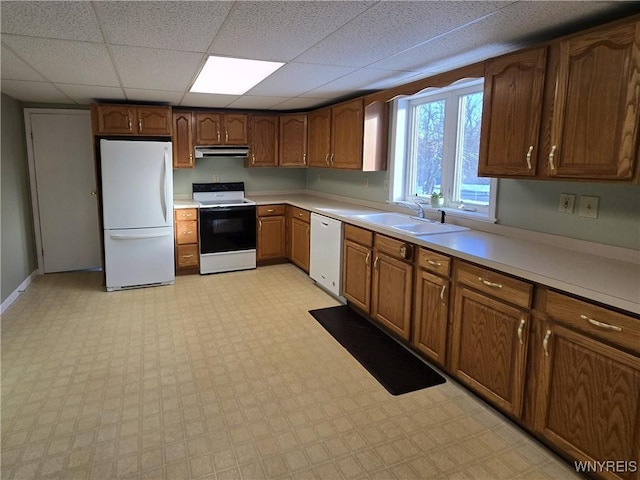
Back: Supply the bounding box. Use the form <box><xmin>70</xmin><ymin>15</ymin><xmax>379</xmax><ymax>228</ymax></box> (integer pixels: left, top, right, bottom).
<box><xmin>1</xmin><ymin>264</ymin><xmax>580</xmax><ymax>480</ymax></box>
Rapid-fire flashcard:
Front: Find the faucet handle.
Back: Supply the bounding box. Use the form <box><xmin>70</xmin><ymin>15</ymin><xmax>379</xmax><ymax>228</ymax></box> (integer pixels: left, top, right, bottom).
<box><xmin>438</xmin><ymin>209</ymin><xmax>446</xmax><ymax>224</ymax></box>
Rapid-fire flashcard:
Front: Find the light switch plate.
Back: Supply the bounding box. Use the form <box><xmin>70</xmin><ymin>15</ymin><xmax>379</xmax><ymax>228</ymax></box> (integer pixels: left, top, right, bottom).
<box><xmin>579</xmin><ymin>195</ymin><xmax>599</xmax><ymax>218</ymax></box>
<box><xmin>558</xmin><ymin>193</ymin><xmax>576</xmax><ymax>213</ymax></box>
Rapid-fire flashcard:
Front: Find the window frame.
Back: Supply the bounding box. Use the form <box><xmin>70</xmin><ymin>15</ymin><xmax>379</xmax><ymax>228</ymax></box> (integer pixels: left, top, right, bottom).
<box><xmin>389</xmin><ymin>78</ymin><xmax>497</xmax><ymax>222</ymax></box>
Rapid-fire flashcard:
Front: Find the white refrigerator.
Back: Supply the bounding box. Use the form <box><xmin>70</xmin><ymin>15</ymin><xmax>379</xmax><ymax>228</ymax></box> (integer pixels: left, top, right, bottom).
<box><xmin>100</xmin><ymin>139</ymin><xmax>175</xmax><ymax>291</ymax></box>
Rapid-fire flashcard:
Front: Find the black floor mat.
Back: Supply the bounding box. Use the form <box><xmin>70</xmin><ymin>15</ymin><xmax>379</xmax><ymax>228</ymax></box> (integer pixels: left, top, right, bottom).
<box><xmin>309</xmin><ymin>305</ymin><xmax>446</xmax><ymax>395</ymax></box>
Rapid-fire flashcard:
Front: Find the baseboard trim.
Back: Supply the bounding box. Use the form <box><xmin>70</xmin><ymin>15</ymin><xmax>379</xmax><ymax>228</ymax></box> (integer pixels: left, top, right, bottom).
<box><xmin>1</xmin><ymin>271</ymin><xmax>38</xmax><ymax>315</ymax></box>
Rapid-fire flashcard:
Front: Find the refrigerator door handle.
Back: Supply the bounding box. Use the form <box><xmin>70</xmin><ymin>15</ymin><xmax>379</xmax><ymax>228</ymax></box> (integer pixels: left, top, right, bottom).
<box><xmin>162</xmin><ymin>151</ymin><xmax>169</xmax><ymax>224</ymax></box>
<box><xmin>110</xmin><ymin>231</ymin><xmax>173</xmax><ymax>240</ymax></box>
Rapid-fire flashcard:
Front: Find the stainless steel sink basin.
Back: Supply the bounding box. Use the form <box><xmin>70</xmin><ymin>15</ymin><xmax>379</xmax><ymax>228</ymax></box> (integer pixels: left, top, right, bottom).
<box><xmin>350</xmin><ymin>212</ymin><xmax>413</xmax><ymax>226</ymax></box>
<box><xmin>392</xmin><ymin>222</ymin><xmax>469</xmax><ymax>235</ymax></box>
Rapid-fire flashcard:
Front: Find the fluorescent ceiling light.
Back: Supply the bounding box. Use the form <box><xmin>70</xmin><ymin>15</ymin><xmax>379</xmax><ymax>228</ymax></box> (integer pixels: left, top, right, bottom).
<box><xmin>190</xmin><ymin>56</ymin><xmax>284</xmax><ymax>95</ymax></box>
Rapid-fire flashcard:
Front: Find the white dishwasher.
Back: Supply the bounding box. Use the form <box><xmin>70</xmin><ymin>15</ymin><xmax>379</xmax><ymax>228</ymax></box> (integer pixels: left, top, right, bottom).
<box><xmin>310</xmin><ymin>213</ymin><xmax>343</xmax><ymax>298</ymax></box>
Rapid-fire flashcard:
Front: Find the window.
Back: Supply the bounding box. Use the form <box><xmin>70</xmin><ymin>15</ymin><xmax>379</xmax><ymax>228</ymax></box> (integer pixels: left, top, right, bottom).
<box><xmin>390</xmin><ymin>79</ymin><xmax>496</xmax><ymax>220</ymax></box>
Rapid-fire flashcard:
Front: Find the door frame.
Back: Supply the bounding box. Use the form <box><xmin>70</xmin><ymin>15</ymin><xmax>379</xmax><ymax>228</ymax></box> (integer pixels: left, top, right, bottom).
<box><xmin>24</xmin><ymin>108</ymin><xmax>94</xmax><ymax>274</ymax></box>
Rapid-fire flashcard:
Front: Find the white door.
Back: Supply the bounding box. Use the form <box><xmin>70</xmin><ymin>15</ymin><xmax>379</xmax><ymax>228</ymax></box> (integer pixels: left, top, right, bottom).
<box><xmin>27</xmin><ymin>110</ymin><xmax>101</xmax><ymax>273</ymax></box>
<box><xmin>100</xmin><ymin>140</ymin><xmax>173</xmax><ymax>229</ymax></box>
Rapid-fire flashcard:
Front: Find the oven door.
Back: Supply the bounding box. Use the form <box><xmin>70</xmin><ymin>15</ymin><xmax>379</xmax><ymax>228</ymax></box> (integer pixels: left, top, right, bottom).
<box><xmin>199</xmin><ymin>205</ymin><xmax>256</xmax><ymax>254</ymax></box>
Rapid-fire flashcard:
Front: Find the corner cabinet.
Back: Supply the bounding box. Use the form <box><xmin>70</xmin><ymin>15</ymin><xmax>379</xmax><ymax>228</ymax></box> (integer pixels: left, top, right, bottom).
<box><xmin>247</xmin><ymin>115</ymin><xmax>278</xmax><ymax>167</ymax></box>
<box><xmin>534</xmin><ymin>291</ymin><xmax>640</xmax><ymax>480</ymax></box>
<box><xmin>92</xmin><ymin>104</ymin><xmax>172</xmax><ymax>136</ymax></box>
<box><xmin>478</xmin><ymin>47</ymin><xmax>547</xmax><ymax>177</ymax></box>
<box><xmin>450</xmin><ymin>260</ymin><xmax>533</xmax><ymax>418</ymax></box>
<box><xmin>546</xmin><ymin>20</ymin><xmax>640</xmax><ymax>180</ymax></box>
<box><xmin>172</xmin><ymin>110</ymin><xmax>195</xmax><ymax>168</ymax></box>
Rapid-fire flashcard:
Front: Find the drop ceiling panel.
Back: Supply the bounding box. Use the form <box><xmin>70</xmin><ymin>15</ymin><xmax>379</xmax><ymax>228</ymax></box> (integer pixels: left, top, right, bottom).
<box><xmin>269</xmin><ymin>97</ymin><xmax>330</xmax><ymax>111</ymax></box>
<box><xmin>180</xmin><ymin>92</ymin><xmax>239</xmax><ymax>109</ymax></box>
<box><xmin>304</xmin><ymin>68</ymin><xmax>422</xmax><ymax>98</ymax></box>
<box><xmin>1</xmin><ymin>1</ymin><xmax>103</xmax><ymax>42</ymax></box>
<box><xmin>1</xmin><ymin>47</ymin><xmax>46</xmax><ymax>81</ymax></box>
<box><xmin>225</xmin><ymin>95</ymin><xmax>291</xmax><ymax>110</ymax></box>
<box><xmin>209</xmin><ymin>1</ymin><xmax>375</xmax><ymax>62</ymax></box>
<box><xmin>294</xmin><ymin>1</ymin><xmax>506</xmax><ymax>68</ymax></box>
<box><xmin>1</xmin><ymin>80</ymin><xmax>73</xmax><ymax>103</ymax></box>
<box><xmin>94</xmin><ymin>1</ymin><xmax>232</xmax><ymax>52</ymax></box>
<box><xmin>124</xmin><ymin>88</ymin><xmax>185</xmax><ymax>105</ymax></box>
<box><xmin>1</xmin><ymin>35</ymin><xmax>120</xmax><ymax>86</ymax></box>
<box><xmin>110</xmin><ymin>46</ymin><xmax>204</xmax><ymax>91</ymax></box>
<box><xmin>55</xmin><ymin>84</ymin><xmax>126</xmax><ymax>104</ymax></box>
<box><xmin>246</xmin><ymin>62</ymin><xmax>356</xmax><ymax>97</ymax></box>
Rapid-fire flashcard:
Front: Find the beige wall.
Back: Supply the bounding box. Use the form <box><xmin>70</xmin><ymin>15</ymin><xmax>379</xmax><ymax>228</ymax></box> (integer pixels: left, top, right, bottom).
<box><xmin>1</xmin><ymin>93</ymin><xmax>37</xmax><ymax>304</ymax></box>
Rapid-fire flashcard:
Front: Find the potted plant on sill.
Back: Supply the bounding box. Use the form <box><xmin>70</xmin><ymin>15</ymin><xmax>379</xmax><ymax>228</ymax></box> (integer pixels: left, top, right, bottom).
<box><xmin>430</xmin><ymin>191</ymin><xmax>444</xmax><ymax>208</ymax></box>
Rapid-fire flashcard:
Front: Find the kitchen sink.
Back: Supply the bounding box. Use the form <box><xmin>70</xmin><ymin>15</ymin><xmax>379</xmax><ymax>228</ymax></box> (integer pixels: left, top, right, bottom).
<box><xmin>350</xmin><ymin>212</ymin><xmax>413</xmax><ymax>226</ymax></box>
<box><xmin>392</xmin><ymin>221</ymin><xmax>469</xmax><ymax>235</ymax></box>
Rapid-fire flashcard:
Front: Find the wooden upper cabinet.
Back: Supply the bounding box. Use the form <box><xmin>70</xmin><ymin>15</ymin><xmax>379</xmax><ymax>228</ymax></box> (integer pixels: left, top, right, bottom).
<box><xmin>279</xmin><ymin>114</ymin><xmax>308</xmax><ymax>167</ymax></box>
<box><xmin>248</xmin><ymin>115</ymin><xmax>278</xmax><ymax>167</ymax></box>
<box><xmin>331</xmin><ymin>98</ymin><xmax>364</xmax><ymax>169</ymax></box>
<box><xmin>195</xmin><ymin>113</ymin><xmax>247</xmax><ymax>145</ymax></box>
<box><xmin>172</xmin><ymin>111</ymin><xmax>194</xmax><ymax>168</ymax></box>
<box><xmin>93</xmin><ymin>104</ymin><xmax>171</xmax><ymax>136</ymax></box>
<box><xmin>547</xmin><ymin>20</ymin><xmax>640</xmax><ymax>180</ymax></box>
<box><xmin>478</xmin><ymin>47</ymin><xmax>547</xmax><ymax>177</ymax></box>
<box><xmin>307</xmin><ymin>108</ymin><xmax>332</xmax><ymax>168</ymax></box>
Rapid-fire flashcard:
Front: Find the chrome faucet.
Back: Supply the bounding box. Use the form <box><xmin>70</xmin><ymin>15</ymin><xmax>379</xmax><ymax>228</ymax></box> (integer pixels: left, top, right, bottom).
<box><xmin>395</xmin><ymin>200</ymin><xmax>426</xmax><ymax>218</ymax></box>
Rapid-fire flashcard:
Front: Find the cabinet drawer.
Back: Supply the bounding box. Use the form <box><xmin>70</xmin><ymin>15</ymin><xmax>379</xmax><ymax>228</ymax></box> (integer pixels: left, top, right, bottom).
<box><xmin>374</xmin><ymin>234</ymin><xmax>413</xmax><ymax>262</ymax></box>
<box><xmin>417</xmin><ymin>248</ymin><xmax>451</xmax><ymax>277</ymax></box>
<box><xmin>257</xmin><ymin>204</ymin><xmax>286</xmax><ymax>217</ymax></box>
<box><xmin>454</xmin><ymin>261</ymin><xmax>532</xmax><ymax>308</ymax></box>
<box><xmin>290</xmin><ymin>206</ymin><xmax>311</xmax><ymax>223</ymax></box>
<box><xmin>174</xmin><ymin>208</ymin><xmax>197</xmax><ymax>221</ymax></box>
<box><xmin>344</xmin><ymin>224</ymin><xmax>373</xmax><ymax>247</ymax></box>
<box><xmin>545</xmin><ymin>290</ymin><xmax>640</xmax><ymax>354</ymax></box>
<box><xmin>176</xmin><ymin>244</ymin><xmax>198</xmax><ymax>268</ymax></box>
<box><xmin>175</xmin><ymin>221</ymin><xmax>197</xmax><ymax>244</ymax></box>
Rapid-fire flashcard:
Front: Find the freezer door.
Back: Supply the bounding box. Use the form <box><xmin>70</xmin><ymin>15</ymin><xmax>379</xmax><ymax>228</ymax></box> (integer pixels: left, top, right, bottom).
<box><xmin>101</xmin><ymin>140</ymin><xmax>173</xmax><ymax>229</ymax></box>
<box><xmin>104</xmin><ymin>226</ymin><xmax>175</xmax><ymax>291</ymax></box>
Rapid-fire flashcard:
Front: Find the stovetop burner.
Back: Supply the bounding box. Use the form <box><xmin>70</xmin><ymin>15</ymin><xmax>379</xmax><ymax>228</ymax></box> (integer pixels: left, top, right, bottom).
<box><xmin>192</xmin><ymin>182</ymin><xmax>254</xmax><ymax>208</ymax></box>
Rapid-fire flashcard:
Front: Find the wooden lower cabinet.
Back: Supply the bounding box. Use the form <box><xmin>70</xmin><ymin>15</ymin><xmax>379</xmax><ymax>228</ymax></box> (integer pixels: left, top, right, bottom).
<box><xmin>257</xmin><ymin>205</ymin><xmax>286</xmax><ymax>262</ymax></box>
<box><xmin>289</xmin><ymin>207</ymin><xmax>311</xmax><ymax>272</ymax></box>
<box><xmin>412</xmin><ymin>248</ymin><xmax>451</xmax><ymax>366</ymax></box>
<box><xmin>174</xmin><ymin>208</ymin><xmax>199</xmax><ymax>274</ymax></box>
<box><xmin>371</xmin><ymin>235</ymin><xmax>413</xmax><ymax>341</ymax></box>
<box><xmin>343</xmin><ymin>239</ymin><xmax>372</xmax><ymax>313</ymax></box>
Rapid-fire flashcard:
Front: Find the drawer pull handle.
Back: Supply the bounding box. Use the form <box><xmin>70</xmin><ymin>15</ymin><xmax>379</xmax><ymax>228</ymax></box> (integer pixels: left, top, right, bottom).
<box><xmin>182</xmin><ymin>254</ymin><xmax>194</xmax><ymax>258</ymax></box>
<box><xmin>267</xmin><ymin>209</ymin><xmax>275</xmax><ymax>213</ymax></box>
<box><xmin>440</xmin><ymin>285</ymin><xmax>446</xmax><ymax>303</ymax></box>
<box><xmin>517</xmin><ymin>317</ymin><xmax>526</xmax><ymax>345</ymax></box>
<box><xmin>478</xmin><ymin>277</ymin><xmax>503</xmax><ymax>289</ymax></box>
<box><xmin>548</xmin><ymin>145</ymin><xmax>557</xmax><ymax>170</ymax></box>
<box><xmin>543</xmin><ymin>329</ymin><xmax>552</xmax><ymax>356</ymax></box>
<box><xmin>580</xmin><ymin>314</ymin><xmax>622</xmax><ymax>332</ymax></box>
<box><xmin>181</xmin><ymin>213</ymin><xmax>193</xmax><ymax>217</ymax></box>
<box><xmin>299</xmin><ymin>213</ymin><xmax>304</xmax><ymax>217</ymax></box>
<box><xmin>182</xmin><ymin>231</ymin><xmax>192</xmax><ymax>235</ymax></box>
<box><xmin>526</xmin><ymin>145</ymin><xmax>533</xmax><ymax>170</ymax></box>
<box><xmin>427</xmin><ymin>259</ymin><xmax>442</xmax><ymax>267</ymax></box>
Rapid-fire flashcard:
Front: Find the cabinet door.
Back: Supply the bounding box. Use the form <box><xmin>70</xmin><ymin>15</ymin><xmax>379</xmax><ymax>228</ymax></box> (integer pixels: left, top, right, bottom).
<box><xmin>249</xmin><ymin>115</ymin><xmax>278</xmax><ymax>167</ymax></box>
<box><xmin>279</xmin><ymin>114</ymin><xmax>308</xmax><ymax>167</ymax></box>
<box><xmin>451</xmin><ymin>286</ymin><xmax>529</xmax><ymax>417</ymax></box>
<box><xmin>331</xmin><ymin>99</ymin><xmax>363</xmax><ymax>169</ymax></box>
<box><xmin>308</xmin><ymin>108</ymin><xmax>332</xmax><ymax>168</ymax></box>
<box><xmin>224</xmin><ymin>114</ymin><xmax>248</xmax><ymax>145</ymax></box>
<box><xmin>137</xmin><ymin>106</ymin><xmax>172</xmax><ymax>136</ymax></box>
<box><xmin>257</xmin><ymin>215</ymin><xmax>286</xmax><ymax>260</ymax></box>
<box><xmin>548</xmin><ymin>21</ymin><xmax>640</xmax><ymax>179</ymax></box>
<box><xmin>172</xmin><ymin>111</ymin><xmax>194</xmax><ymax>168</ymax></box>
<box><xmin>537</xmin><ymin>325</ymin><xmax>640</xmax><ymax>480</ymax></box>
<box><xmin>413</xmin><ymin>270</ymin><xmax>449</xmax><ymax>366</ymax></box>
<box><xmin>342</xmin><ymin>240</ymin><xmax>372</xmax><ymax>314</ymax></box>
<box><xmin>95</xmin><ymin>105</ymin><xmax>135</xmax><ymax>134</ymax></box>
<box><xmin>371</xmin><ymin>251</ymin><xmax>412</xmax><ymax>341</ymax></box>
<box><xmin>290</xmin><ymin>217</ymin><xmax>310</xmax><ymax>272</ymax></box>
<box><xmin>195</xmin><ymin>113</ymin><xmax>223</xmax><ymax>145</ymax></box>
<box><xmin>479</xmin><ymin>47</ymin><xmax>547</xmax><ymax>177</ymax></box>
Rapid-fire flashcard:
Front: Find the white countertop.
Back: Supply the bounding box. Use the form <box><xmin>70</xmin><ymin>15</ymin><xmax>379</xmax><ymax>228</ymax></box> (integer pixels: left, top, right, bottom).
<box><xmin>174</xmin><ymin>192</ymin><xmax>639</xmax><ymax>315</ymax></box>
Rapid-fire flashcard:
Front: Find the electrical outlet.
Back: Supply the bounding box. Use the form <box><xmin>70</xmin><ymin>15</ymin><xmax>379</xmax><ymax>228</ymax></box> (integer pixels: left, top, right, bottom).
<box><xmin>362</xmin><ymin>178</ymin><xmax>368</xmax><ymax>187</ymax></box>
<box><xmin>579</xmin><ymin>195</ymin><xmax>599</xmax><ymax>218</ymax></box>
<box><xmin>212</xmin><ymin>173</ymin><xmax>220</xmax><ymax>182</ymax></box>
<box><xmin>558</xmin><ymin>193</ymin><xmax>575</xmax><ymax>213</ymax></box>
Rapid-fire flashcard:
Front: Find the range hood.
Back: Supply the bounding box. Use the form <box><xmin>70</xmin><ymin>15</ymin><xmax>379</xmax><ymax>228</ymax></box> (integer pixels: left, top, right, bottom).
<box><xmin>194</xmin><ymin>145</ymin><xmax>249</xmax><ymax>158</ymax></box>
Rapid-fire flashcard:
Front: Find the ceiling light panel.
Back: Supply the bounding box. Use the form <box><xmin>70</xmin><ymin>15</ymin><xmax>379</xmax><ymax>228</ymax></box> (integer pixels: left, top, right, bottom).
<box><xmin>190</xmin><ymin>56</ymin><xmax>284</xmax><ymax>95</ymax></box>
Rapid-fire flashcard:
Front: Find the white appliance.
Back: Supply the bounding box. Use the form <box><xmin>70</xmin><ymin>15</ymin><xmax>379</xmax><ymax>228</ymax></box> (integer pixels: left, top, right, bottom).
<box><xmin>310</xmin><ymin>213</ymin><xmax>343</xmax><ymax>298</ymax></box>
<box><xmin>193</xmin><ymin>182</ymin><xmax>257</xmax><ymax>274</ymax></box>
<box><xmin>100</xmin><ymin>139</ymin><xmax>174</xmax><ymax>291</ymax></box>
